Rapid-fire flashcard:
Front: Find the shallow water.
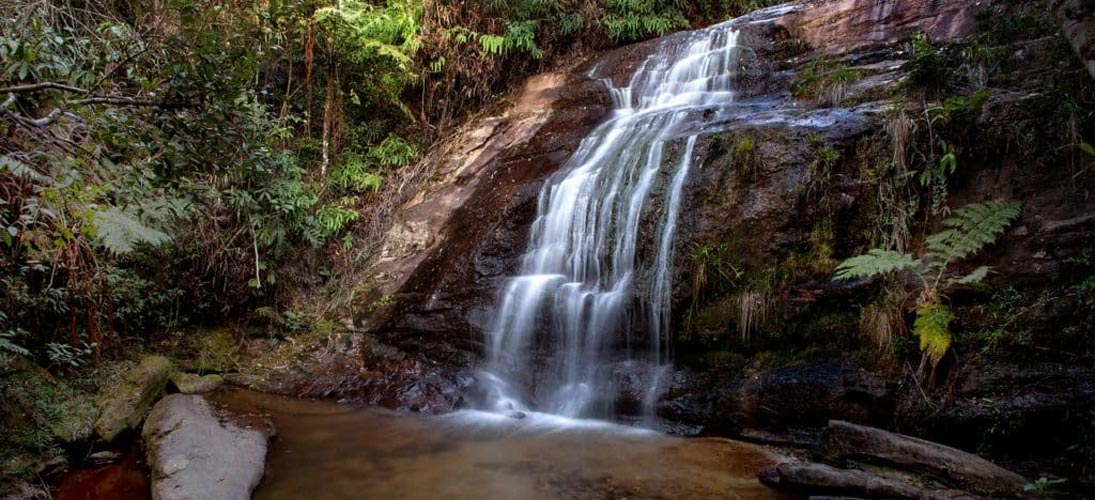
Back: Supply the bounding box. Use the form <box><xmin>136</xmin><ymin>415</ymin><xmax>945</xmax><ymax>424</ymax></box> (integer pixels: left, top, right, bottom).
<box><xmin>213</xmin><ymin>388</ymin><xmax>795</xmax><ymax>500</ymax></box>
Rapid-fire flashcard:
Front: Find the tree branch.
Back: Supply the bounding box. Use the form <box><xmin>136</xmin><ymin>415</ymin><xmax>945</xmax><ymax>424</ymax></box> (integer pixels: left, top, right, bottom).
<box><xmin>0</xmin><ymin>82</ymin><xmax>89</xmax><ymax>94</ymax></box>
<box><xmin>71</xmin><ymin>96</ymin><xmax>172</xmax><ymax>107</ymax></box>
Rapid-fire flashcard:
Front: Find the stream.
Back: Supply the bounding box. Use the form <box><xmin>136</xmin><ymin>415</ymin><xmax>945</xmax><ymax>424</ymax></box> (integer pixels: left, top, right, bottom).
<box><xmin>211</xmin><ymin>387</ymin><xmax>795</xmax><ymax>499</ymax></box>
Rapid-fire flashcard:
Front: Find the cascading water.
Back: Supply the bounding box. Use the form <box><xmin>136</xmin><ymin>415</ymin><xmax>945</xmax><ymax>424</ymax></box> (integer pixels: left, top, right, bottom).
<box><xmin>480</xmin><ymin>22</ymin><xmax>747</xmax><ymax>421</ymax></box>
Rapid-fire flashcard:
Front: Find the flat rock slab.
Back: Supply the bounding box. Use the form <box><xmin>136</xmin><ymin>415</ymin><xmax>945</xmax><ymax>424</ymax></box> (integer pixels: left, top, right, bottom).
<box><xmin>142</xmin><ymin>394</ymin><xmax>268</xmax><ymax>500</ymax></box>
<box><xmin>759</xmin><ymin>463</ymin><xmax>980</xmax><ymax>499</ymax></box>
<box><xmin>820</xmin><ymin>420</ymin><xmax>1025</xmax><ymax>497</ymax></box>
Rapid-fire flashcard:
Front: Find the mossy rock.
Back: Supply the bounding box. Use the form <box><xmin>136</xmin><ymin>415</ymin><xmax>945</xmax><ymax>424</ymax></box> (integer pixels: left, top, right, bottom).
<box><xmin>93</xmin><ymin>355</ymin><xmax>172</xmax><ymax>442</ymax></box>
<box><xmin>0</xmin><ymin>355</ymin><xmax>97</xmax><ymax>444</ymax></box>
<box><xmin>170</xmin><ymin>372</ymin><xmax>223</xmax><ymax>395</ymax></box>
<box><xmin>189</xmin><ymin>329</ymin><xmax>240</xmax><ymax>373</ymax></box>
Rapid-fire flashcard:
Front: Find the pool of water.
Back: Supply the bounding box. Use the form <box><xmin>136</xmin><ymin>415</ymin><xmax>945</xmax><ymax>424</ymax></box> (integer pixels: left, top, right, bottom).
<box><xmin>213</xmin><ymin>387</ymin><xmax>796</xmax><ymax>500</ymax></box>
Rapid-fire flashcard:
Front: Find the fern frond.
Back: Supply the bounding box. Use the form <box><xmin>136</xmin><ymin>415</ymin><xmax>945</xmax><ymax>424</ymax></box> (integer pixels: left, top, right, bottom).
<box><xmin>92</xmin><ymin>206</ymin><xmax>171</xmax><ymax>255</ymax></box>
<box><xmin>951</xmin><ymin>265</ymin><xmax>990</xmax><ymax>286</ymax></box>
<box><xmin>925</xmin><ymin>200</ymin><xmax>1021</xmax><ymax>262</ymax></box>
<box><xmin>0</xmin><ymin>156</ymin><xmax>50</xmax><ymax>183</ymax></box>
<box><xmin>913</xmin><ymin>300</ymin><xmax>953</xmax><ymax>366</ymax></box>
<box><xmin>834</xmin><ymin>249</ymin><xmax>921</xmax><ymax>280</ymax></box>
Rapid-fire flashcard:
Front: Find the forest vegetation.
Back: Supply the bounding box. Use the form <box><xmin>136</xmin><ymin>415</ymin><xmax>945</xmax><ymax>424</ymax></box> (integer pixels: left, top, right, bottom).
<box><xmin>1</xmin><ymin>0</ymin><xmax>1092</xmax><ymax>496</ymax></box>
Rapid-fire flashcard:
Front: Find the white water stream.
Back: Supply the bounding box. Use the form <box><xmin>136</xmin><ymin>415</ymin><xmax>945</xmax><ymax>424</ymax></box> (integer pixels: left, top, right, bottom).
<box><xmin>480</xmin><ymin>22</ymin><xmax>747</xmax><ymax>421</ymax></box>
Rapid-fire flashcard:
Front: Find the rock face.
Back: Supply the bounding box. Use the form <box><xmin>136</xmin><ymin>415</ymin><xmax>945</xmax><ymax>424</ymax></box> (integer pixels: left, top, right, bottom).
<box><xmin>1052</xmin><ymin>0</ymin><xmax>1095</xmax><ymax>79</ymax></box>
<box><xmin>366</xmin><ymin>68</ymin><xmax>612</xmax><ymax>361</ymax></box>
<box><xmin>777</xmin><ymin>0</ymin><xmax>987</xmax><ymax>55</ymax></box>
<box><xmin>142</xmin><ymin>394</ymin><xmax>268</xmax><ymax>500</ymax></box>
<box><xmin>658</xmin><ymin>358</ymin><xmax>894</xmax><ymax>435</ymax></box>
<box><xmin>229</xmin><ymin>330</ymin><xmax>475</xmax><ymax>414</ymax></box>
<box><xmin>94</xmin><ymin>355</ymin><xmax>172</xmax><ymax>442</ymax></box>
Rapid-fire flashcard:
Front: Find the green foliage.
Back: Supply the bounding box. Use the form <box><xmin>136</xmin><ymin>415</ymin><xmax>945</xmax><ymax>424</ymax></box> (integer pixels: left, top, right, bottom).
<box><xmin>794</xmin><ymin>57</ymin><xmax>862</xmax><ymax>106</ymax></box>
<box><xmin>924</xmin><ymin>201</ymin><xmax>1023</xmax><ymax>264</ymax></box>
<box><xmin>913</xmin><ymin>299</ymin><xmax>954</xmax><ymax>365</ymax></box>
<box><xmin>91</xmin><ymin>206</ymin><xmax>172</xmax><ymax>256</ymax></box>
<box><xmin>310</xmin><ymin>199</ymin><xmax>361</xmax><ymax>244</ymax></box>
<box><xmin>835</xmin><ymin>201</ymin><xmax>1022</xmax><ymax>365</ymax></box>
<box><xmin>835</xmin><ymin>249</ymin><xmax>922</xmax><ymax>280</ymax></box>
<box><xmin>315</xmin><ymin>0</ymin><xmax>422</xmax><ymax>115</ymax></box>
<box><xmin>904</xmin><ymin>35</ymin><xmax>952</xmax><ymax>91</ymax></box>
<box><xmin>602</xmin><ymin>0</ymin><xmax>689</xmax><ymax>43</ymax></box>
<box><xmin>332</xmin><ymin>156</ymin><xmax>385</xmax><ymax>193</ymax></box>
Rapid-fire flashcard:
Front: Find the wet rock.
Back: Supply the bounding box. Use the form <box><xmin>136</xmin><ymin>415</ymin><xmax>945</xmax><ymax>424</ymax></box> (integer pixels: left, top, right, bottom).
<box><xmin>85</xmin><ymin>450</ymin><xmax>122</xmax><ymax>466</ymax></box>
<box><xmin>170</xmin><ymin>372</ymin><xmax>223</xmax><ymax>395</ymax></box>
<box><xmin>230</xmin><ymin>331</ymin><xmax>475</xmax><ymax>414</ymax></box>
<box><xmin>762</xmin><ymin>459</ymin><xmax>976</xmax><ymax>498</ymax></box>
<box><xmin>819</xmin><ymin>420</ymin><xmax>1027</xmax><ymax>497</ymax></box>
<box><xmin>365</xmin><ymin>69</ymin><xmax>611</xmax><ymax>352</ymax></box>
<box><xmin>778</xmin><ymin>0</ymin><xmax>986</xmax><ymax>56</ymax></box>
<box><xmin>658</xmin><ymin>359</ymin><xmax>892</xmax><ymax>435</ymax></box>
<box><xmin>142</xmin><ymin>394</ymin><xmax>267</xmax><ymax>500</ymax></box>
<box><xmin>506</xmin><ymin>410</ymin><xmax>527</xmax><ymax>419</ymax></box>
<box><xmin>759</xmin><ymin>463</ymin><xmax>924</xmax><ymax>499</ymax></box>
<box><xmin>94</xmin><ymin>355</ymin><xmax>172</xmax><ymax>442</ymax></box>
<box><xmin>899</xmin><ymin>362</ymin><xmax>1095</xmax><ymax>457</ymax></box>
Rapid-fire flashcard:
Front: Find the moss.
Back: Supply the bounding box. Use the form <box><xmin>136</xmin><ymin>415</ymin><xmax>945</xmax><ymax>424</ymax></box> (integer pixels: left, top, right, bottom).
<box><xmin>190</xmin><ymin>328</ymin><xmax>241</xmax><ymax>373</ymax></box>
<box><xmin>0</xmin><ymin>357</ymin><xmax>98</xmax><ymax>444</ymax></box>
<box><xmin>93</xmin><ymin>355</ymin><xmax>172</xmax><ymax>442</ymax></box>
<box><xmin>793</xmin><ymin>57</ymin><xmax>862</xmax><ymax>106</ymax></box>
<box><xmin>170</xmin><ymin>372</ymin><xmax>223</xmax><ymax>394</ymax></box>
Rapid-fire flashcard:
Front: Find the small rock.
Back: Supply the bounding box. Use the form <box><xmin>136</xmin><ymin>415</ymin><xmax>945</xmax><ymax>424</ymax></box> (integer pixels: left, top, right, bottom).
<box><xmin>506</xmin><ymin>410</ymin><xmax>527</xmax><ymax>419</ymax></box>
<box><xmin>85</xmin><ymin>450</ymin><xmax>122</xmax><ymax>466</ymax></box>
<box><xmin>143</xmin><ymin>394</ymin><xmax>268</xmax><ymax>500</ymax></box>
<box><xmin>170</xmin><ymin>372</ymin><xmax>223</xmax><ymax>395</ymax></box>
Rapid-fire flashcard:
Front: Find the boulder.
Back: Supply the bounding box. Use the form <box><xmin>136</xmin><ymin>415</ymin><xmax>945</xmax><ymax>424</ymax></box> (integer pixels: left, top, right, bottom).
<box><xmin>169</xmin><ymin>372</ymin><xmax>223</xmax><ymax>395</ymax></box>
<box><xmin>142</xmin><ymin>394</ymin><xmax>268</xmax><ymax>500</ymax></box>
<box><xmin>94</xmin><ymin>355</ymin><xmax>172</xmax><ymax>442</ymax></box>
<box><xmin>819</xmin><ymin>420</ymin><xmax>1026</xmax><ymax>497</ymax></box>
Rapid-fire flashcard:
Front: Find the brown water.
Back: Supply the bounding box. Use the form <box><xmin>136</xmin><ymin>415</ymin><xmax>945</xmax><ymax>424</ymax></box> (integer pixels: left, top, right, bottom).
<box><xmin>213</xmin><ymin>388</ymin><xmax>795</xmax><ymax>500</ymax></box>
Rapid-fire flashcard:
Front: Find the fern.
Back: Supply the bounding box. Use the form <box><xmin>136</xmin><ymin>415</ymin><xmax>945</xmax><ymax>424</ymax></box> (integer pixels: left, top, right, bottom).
<box><xmin>91</xmin><ymin>206</ymin><xmax>172</xmax><ymax>255</ymax></box>
<box><xmin>834</xmin><ymin>200</ymin><xmax>1021</xmax><ymax>366</ymax></box>
<box><xmin>834</xmin><ymin>249</ymin><xmax>921</xmax><ymax>280</ymax></box>
<box><xmin>924</xmin><ymin>200</ymin><xmax>1021</xmax><ymax>262</ymax></box>
<box><xmin>952</xmin><ymin>265</ymin><xmax>990</xmax><ymax>285</ymax></box>
<box><xmin>913</xmin><ymin>300</ymin><xmax>953</xmax><ymax>365</ymax></box>
<box><xmin>368</xmin><ymin>134</ymin><xmax>418</xmax><ymax>167</ymax></box>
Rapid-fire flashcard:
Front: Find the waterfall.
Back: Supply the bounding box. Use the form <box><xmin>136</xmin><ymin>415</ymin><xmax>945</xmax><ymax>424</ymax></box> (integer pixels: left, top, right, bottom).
<box><xmin>481</xmin><ymin>23</ymin><xmax>746</xmax><ymax>420</ymax></box>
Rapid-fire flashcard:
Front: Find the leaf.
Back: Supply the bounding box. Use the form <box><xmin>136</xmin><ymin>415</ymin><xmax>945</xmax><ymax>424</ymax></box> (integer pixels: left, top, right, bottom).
<box><xmin>91</xmin><ymin>206</ymin><xmax>171</xmax><ymax>255</ymax></box>
<box><xmin>954</xmin><ymin>266</ymin><xmax>990</xmax><ymax>285</ymax></box>
<box><xmin>914</xmin><ymin>300</ymin><xmax>954</xmax><ymax>366</ymax></box>
<box><xmin>834</xmin><ymin>249</ymin><xmax>921</xmax><ymax>280</ymax></box>
<box><xmin>925</xmin><ymin>200</ymin><xmax>1022</xmax><ymax>261</ymax></box>
<box><xmin>0</xmin><ymin>156</ymin><xmax>50</xmax><ymax>183</ymax></box>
